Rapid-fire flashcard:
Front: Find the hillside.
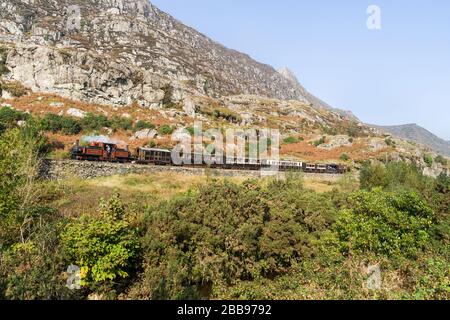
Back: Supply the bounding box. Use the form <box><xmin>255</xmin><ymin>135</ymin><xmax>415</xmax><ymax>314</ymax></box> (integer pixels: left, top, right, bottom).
<box><xmin>0</xmin><ymin>0</ymin><xmax>448</xmax><ymax>177</ymax></box>
<box><xmin>0</xmin><ymin>0</ymin><xmax>346</xmax><ymax>115</ymax></box>
<box><xmin>373</xmin><ymin>124</ymin><xmax>450</xmax><ymax>157</ymax></box>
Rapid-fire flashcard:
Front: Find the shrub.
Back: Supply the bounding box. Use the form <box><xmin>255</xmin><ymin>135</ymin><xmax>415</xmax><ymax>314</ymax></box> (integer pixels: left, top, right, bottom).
<box><xmin>158</xmin><ymin>124</ymin><xmax>174</xmax><ymax>136</ymax></box>
<box><xmin>340</xmin><ymin>153</ymin><xmax>350</xmax><ymax>161</ymax></box>
<box><xmin>360</xmin><ymin>161</ymin><xmax>429</xmax><ymax>192</ymax></box>
<box><xmin>0</xmin><ymin>126</ymin><xmax>46</xmax><ymax>247</ymax></box>
<box><xmin>80</xmin><ymin>113</ymin><xmax>110</xmax><ymax>131</ymax></box>
<box><xmin>0</xmin><ymin>81</ymin><xmax>30</xmax><ymax>97</ymax></box>
<box><xmin>334</xmin><ymin>189</ymin><xmax>434</xmax><ymax>257</ymax></box>
<box><xmin>283</xmin><ymin>136</ymin><xmax>299</xmax><ymax>144</ymax></box>
<box><xmin>134</xmin><ymin>120</ymin><xmax>155</xmax><ymax>132</ymax></box>
<box><xmin>0</xmin><ymin>106</ymin><xmax>29</xmax><ymax>128</ymax></box>
<box><xmin>385</xmin><ymin>137</ymin><xmax>396</xmax><ymax>147</ymax></box>
<box><xmin>39</xmin><ymin>114</ymin><xmax>82</xmax><ymax>135</ymax></box>
<box><xmin>110</xmin><ymin>116</ymin><xmax>133</xmax><ymax>131</ymax></box>
<box><xmin>435</xmin><ymin>155</ymin><xmax>448</xmax><ymax>166</ymax></box>
<box><xmin>61</xmin><ymin>194</ymin><xmax>140</xmax><ymax>292</ymax></box>
<box><xmin>129</xmin><ymin>179</ymin><xmax>338</xmax><ymax>299</ymax></box>
<box><xmin>423</xmin><ymin>154</ymin><xmax>434</xmax><ymax>168</ymax></box>
<box><xmin>313</xmin><ymin>136</ymin><xmax>326</xmax><ymax>147</ymax></box>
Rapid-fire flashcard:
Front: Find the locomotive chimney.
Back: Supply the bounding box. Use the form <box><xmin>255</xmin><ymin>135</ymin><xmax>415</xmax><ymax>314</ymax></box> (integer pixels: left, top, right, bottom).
<box><xmin>75</xmin><ymin>140</ymin><xmax>79</xmax><ymax>147</ymax></box>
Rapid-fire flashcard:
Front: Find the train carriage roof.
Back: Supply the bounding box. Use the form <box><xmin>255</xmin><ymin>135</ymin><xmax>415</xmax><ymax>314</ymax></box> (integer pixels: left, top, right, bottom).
<box><xmin>139</xmin><ymin>147</ymin><xmax>172</xmax><ymax>153</ymax></box>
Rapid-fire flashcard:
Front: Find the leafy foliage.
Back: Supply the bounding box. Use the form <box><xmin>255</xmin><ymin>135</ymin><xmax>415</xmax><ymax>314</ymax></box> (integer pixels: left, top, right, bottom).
<box><xmin>129</xmin><ymin>177</ymin><xmax>339</xmax><ymax>299</ymax></box>
<box><xmin>158</xmin><ymin>124</ymin><xmax>174</xmax><ymax>136</ymax></box>
<box><xmin>39</xmin><ymin>113</ymin><xmax>82</xmax><ymax>135</ymax></box>
<box><xmin>0</xmin><ymin>106</ymin><xmax>29</xmax><ymax>129</ymax></box>
<box><xmin>334</xmin><ymin>189</ymin><xmax>434</xmax><ymax>257</ymax></box>
<box><xmin>283</xmin><ymin>136</ymin><xmax>299</xmax><ymax>144</ymax></box>
<box><xmin>109</xmin><ymin>116</ymin><xmax>133</xmax><ymax>132</ymax></box>
<box><xmin>423</xmin><ymin>154</ymin><xmax>434</xmax><ymax>167</ymax></box>
<box><xmin>80</xmin><ymin>113</ymin><xmax>110</xmax><ymax>131</ymax></box>
<box><xmin>134</xmin><ymin>120</ymin><xmax>155</xmax><ymax>132</ymax></box>
<box><xmin>61</xmin><ymin>194</ymin><xmax>140</xmax><ymax>291</ymax></box>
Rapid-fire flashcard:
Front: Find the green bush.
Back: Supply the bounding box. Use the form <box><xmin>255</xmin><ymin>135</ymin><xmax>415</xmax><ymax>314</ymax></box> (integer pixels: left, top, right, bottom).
<box><xmin>385</xmin><ymin>137</ymin><xmax>396</xmax><ymax>147</ymax></box>
<box><xmin>423</xmin><ymin>154</ymin><xmax>434</xmax><ymax>168</ymax></box>
<box><xmin>110</xmin><ymin>116</ymin><xmax>133</xmax><ymax>132</ymax></box>
<box><xmin>39</xmin><ymin>114</ymin><xmax>82</xmax><ymax>135</ymax></box>
<box><xmin>129</xmin><ymin>179</ymin><xmax>338</xmax><ymax>299</ymax></box>
<box><xmin>0</xmin><ymin>218</ymin><xmax>81</xmax><ymax>300</ymax></box>
<box><xmin>435</xmin><ymin>155</ymin><xmax>448</xmax><ymax>166</ymax></box>
<box><xmin>313</xmin><ymin>136</ymin><xmax>326</xmax><ymax>147</ymax></box>
<box><xmin>80</xmin><ymin>113</ymin><xmax>110</xmax><ymax>131</ymax></box>
<box><xmin>360</xmin><ymin>161</ymin><xmax>430</xmax><ymax>193</ymax></box>
<box><xmin>61</xmin><ymin>194</ymin><xmax>140</xmax><ymax>291</ymax></box>
<box><xmin>340</xmin><ymin>153</ymin><xmax>350</xmax><ymax>161</ymax></box>
<box><xmin>283</xmin><ymin>136</ymin><xmax>299</xmax><ymax>144</ymax></box>
<box><xmin>134</xmin><ymin>120</ymin><xmax>155</xmax><ymax>132</ymax></box>
<box><xmin>334</xmin><ymin>189</ymin><xmax>434</xmax><ymax>257</ymax></box>
<box><xmin>158</xmin><ymin>124</ymin><xmax>174</xmax><ymax>136</ymax></box>
<box><xmin>0</xmin><ymin>106</ymin><xmax>29</xmax><ymax>128</ymax></box>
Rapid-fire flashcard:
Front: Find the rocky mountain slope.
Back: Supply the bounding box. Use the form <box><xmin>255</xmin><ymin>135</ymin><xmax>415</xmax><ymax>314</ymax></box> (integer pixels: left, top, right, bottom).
<box><xmin>373</xmin><ymin>124</ymin><xmax>450</xmax><ymax>157</ymax></box>
<box><xmin>0</xmin><ymin>0</ymin><xmax>448</xmax><ymax>177</ymax></box>
<box><xmin>0</xmin><ymin>0</ymin><xmax>345</xmax><ymax>114</ymax></box>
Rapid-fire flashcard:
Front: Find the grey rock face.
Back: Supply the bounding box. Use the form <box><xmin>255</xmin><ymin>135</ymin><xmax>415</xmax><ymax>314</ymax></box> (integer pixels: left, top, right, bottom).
<box><xmin>0</xmin><ymin>0</ymin><xmax>346</xmax><ymax>114</ymax></box>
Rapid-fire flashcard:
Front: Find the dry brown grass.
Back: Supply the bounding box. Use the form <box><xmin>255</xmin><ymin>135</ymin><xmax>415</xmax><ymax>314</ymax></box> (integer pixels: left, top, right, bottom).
<box><xmin>48</xmin><ymin>172</ymin><xmax>247</xmax><ymax>217</ymax></box>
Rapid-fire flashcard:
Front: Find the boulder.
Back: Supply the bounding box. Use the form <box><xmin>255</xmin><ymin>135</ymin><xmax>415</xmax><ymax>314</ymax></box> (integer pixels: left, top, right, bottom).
<box><xmin>49</xmin><ymin>102</ymin><xmax>65</xmax><ymax>108</ymax></box>
<box><xmin>183</xmin><ymin>98</ymin><xmax>197</xmax><ymax>118</ymax></box>
<box><xmin>66</xmin><ymin>108</ymin><xmax>86</xmax><ymax>118</ymax></box>
<box><xmin>133</xmin><ymin>129</ymin><xmax>158</xmax><ymax>140</ymax></box>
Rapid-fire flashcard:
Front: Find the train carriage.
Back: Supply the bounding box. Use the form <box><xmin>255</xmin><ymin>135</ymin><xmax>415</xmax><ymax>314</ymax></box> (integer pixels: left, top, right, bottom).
<box><xmin>135</xmin><ymin>147</ymin><xmax>172</xmax><ymax>165</ymax></box>
<box><xmin>71</xmin><ymin>140</ymin><xmax>349</xmax><ymax>175</ymax></box>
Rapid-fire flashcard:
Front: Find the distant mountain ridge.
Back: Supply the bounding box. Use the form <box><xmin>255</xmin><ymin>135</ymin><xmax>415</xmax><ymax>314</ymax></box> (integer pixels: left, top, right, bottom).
<box><xmin>373</xmin><ymin>123</ymin><xmax>450</xmax><ymax>157</ymax></box>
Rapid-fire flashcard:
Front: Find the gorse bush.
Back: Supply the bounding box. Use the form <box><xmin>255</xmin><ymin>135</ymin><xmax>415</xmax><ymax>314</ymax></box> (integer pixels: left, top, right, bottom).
<box><xmin>423</xmin><ymin>154</ymin><xmax>434</xmax><ymax>168</ymax></box>
<box><xmin>134</xmin><ymin>120</ymin><xmax>155</xmax><ymax>132</ymax></box>
<box><xmin>110</xmin><ymin>116</ymin><xmax>133</xmax><ymax>132</ymax></box>
<box><xmin>129</xmin><ymin>177</ymin><xmax>339</xmax><ymax>299</ymax></box>
<box><xmin>0</xmin><ymin>106</ymin><xmax>29</xmax><ymax>129</ymax></box>
<box><xmin>158</xmin><ymin>124</ymin><xmax>174</xmax><ymax>136</ymax></box>
<box><xmin>80</xmin><ymin>113</ymin><xmax>109</xmax><ymax>131</ymax></box>
<box><xmin>334</xmin><ymin>189</ymin><xmax>434</xmax><ymax>258</ymax></box>
<box><xmin>283</xmin><ymin>136</ymin><xmax>299</xmax><ymax>144</ymax></box>
<box><xmin>39</xmin><ymin>113</ymin><xmax>82</xmax><ymax>135</ymax></box>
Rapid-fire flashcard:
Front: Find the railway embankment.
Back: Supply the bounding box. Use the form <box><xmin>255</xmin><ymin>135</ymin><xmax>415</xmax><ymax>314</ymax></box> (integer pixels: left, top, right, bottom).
<box><xmin>41</xmin><ymin>160</ymin><xmax>345</xmax><ymax>181</ymax></box>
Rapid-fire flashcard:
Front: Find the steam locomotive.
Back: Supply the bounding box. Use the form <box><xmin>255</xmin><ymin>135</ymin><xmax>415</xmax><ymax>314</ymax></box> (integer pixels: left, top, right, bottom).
<box><xmin>71</xmin><ymin>141</ymin><xmax>349</xmax><ymax>174</ymax></box>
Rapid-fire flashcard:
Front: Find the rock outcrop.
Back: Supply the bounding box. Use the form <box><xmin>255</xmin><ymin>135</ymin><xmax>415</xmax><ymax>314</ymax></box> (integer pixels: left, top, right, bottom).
<box><xmin>0</xmin><ymin>0</ymin><xmax>348</xmax><ymax>113</ymax></box>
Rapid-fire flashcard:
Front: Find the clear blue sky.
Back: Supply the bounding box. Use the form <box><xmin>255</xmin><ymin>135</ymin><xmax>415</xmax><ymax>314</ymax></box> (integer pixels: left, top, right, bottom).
<box><xmin>151</xmin><ymin>0</ymin><xmax>450</xmax><ymax>140</ymax></box>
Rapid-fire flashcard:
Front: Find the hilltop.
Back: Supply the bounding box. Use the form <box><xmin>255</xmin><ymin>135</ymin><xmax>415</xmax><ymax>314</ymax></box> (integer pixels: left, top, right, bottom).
<box><xmin>373</xmin><ymin>124</ymin><xmax>450</xmax><ymax>157</ymax></box>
